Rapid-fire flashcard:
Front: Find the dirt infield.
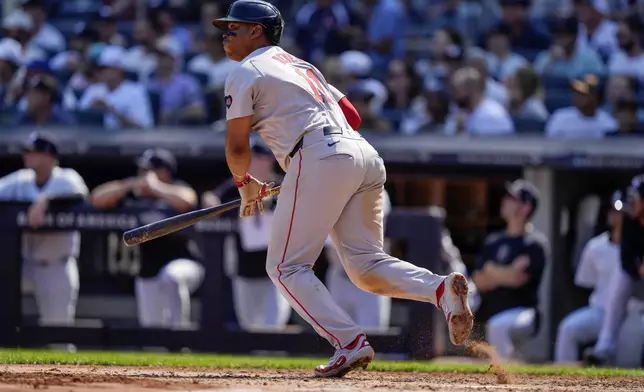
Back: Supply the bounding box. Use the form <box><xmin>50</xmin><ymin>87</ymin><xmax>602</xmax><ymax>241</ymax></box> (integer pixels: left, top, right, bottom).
<box><xmin>0</xmin><ymin>365</ymin><xmax>642</xmax><ymax>392</ymax></box>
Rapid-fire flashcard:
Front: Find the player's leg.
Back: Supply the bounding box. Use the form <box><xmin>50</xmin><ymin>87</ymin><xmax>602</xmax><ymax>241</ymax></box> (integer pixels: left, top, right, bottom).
<box><xmin>554</xmin><ymin>306</ymin><xmax>603</xmax><ymax>363</ymax></box>
<box><xmin>159</xmin><ymin>258</ymin><xmax>205</xmax><ymax>327</ymax></box>
<box><xmin>262</xmin><ymin>278</ymin><xmax>292</xmax><ymax>328</ymax></box>
<box><xmin>485</xmin><ymin>307</ymin><xmax>529</xmax><ymax>359</ymax></box>
<box><xmin>325</xmin><ymin>247</ymin><xmax>357</xmax><ymax>321</ymax></box>
<box><xmin>30</xmin><ymin>258</ymin><xmax>79</xmax><ymax>325</ymax></box>
<box><xmin>266</xmin><ymin>146</ymin><xmax>374</xmax><ymax>377</ymax></box>
<box><xmin>232</xmin><ymin>277</ymin><xmax>265</xmax><ymax>329</ymax></box>
<box><xmin>588</xmin><ymin>270</ymin><xmax>633</xmax><ymax>364</ymax></box>
<box><xmin>331</xmin><ymin>141</ymin><xmax>473</xmax><ymax>345</ymax></box>
<box><xmin>135</xmin><ymin>276</ymin><xmax>165</xmax><ymax>327</ymax></box>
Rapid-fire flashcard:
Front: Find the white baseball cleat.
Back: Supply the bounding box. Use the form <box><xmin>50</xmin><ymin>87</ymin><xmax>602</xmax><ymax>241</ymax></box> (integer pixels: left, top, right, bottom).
<box><xmin>437</xmin><ymin>272</ymin><xmax>474</xmax><ymax>346</ymax></box>
<box><xmin>314</xmin><ymin>334</ymin><xmax>375</xmax><ymax>378</ymax></box>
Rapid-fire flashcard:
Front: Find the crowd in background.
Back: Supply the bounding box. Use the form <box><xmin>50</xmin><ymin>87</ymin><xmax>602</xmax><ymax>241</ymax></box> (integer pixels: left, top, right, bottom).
<box><xmin>2</xmin><ymin>0</ymin><xmax>644</xmax><ymax>367</ymax></box>
<box><xmin>1</xmin><ymin>0</ymin><xmax>644</xmax><ymax>136</ymax></box>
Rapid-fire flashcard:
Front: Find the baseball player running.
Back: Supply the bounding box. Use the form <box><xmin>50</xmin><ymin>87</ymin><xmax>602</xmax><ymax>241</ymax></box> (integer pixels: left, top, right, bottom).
<box><xmin>213</xmin><ymin>0</ymin><xmax>473</xmax><ymax>377</ymax></box>
<box><xmin>0</xmin><ymin>132</ymin><xmax>88</xmax><ymax>326</ymax></box>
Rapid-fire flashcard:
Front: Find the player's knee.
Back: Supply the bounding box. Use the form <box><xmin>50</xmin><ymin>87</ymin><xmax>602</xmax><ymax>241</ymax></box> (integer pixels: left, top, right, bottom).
<box><xmin>346</xmin><ymin>270</ymin><xmax>395</xmax><ymax>296</ymax></box>
<box><xmin>557</xmin><ymin>316</ymin><xmax>579</xmax><ymax>340</ymax></box>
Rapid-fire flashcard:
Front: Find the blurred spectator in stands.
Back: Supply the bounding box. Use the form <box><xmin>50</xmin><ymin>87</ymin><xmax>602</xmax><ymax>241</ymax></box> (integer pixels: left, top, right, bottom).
<box><xmin>489</xmin><ymin>0</ymin><xmax>551</xmax><ymax>51</ymax></box>
<box><xmin>187</xmin><ymin>33</ymin><xmax>237</xmax><ymax>92</ymax></box>
<box><xmin>603</xmin><ymin>75</ymin><xmax>644</xmax><ymax>119</ymax></box>
<box><xmin>347</xmin><ymin>84</ymin><xmax>391</xmax><ymax>131</ymax></box>
<box><xmin>608</xmin><ymin>15</ymin><xmax>644</xmax><ymax>79</ymax></box>
<box><xmin>413</xmin><ymin>0</ymin><xmax>488</xmax><ymax>43</ymax></box>
<box><xmin>21</xmin><ymin>0</ymin><xmax>65</xmax><ymax>54</ymax></box>
<box><xmin>50</xmin><ymin>25</ymin><xmax>98</xmax><ymax>74</ymax></box>
<box><xmin>606</xmin><ymin>98</ymin><xmax>644</xmax><ymax>136</ymax></box>
<box><xmin>382</xmin><ymin>59</ymin><xmax>422</xmax><ymax>129</ymax></box>
<box><xmin>79</xmin><ymin>46</ymin><xmax>154</xmax><ymax>129</ymax></box>
<box><xmin>90</xmin><ymin>148</ymin><xmax>203</xmax><ymax>328</ymax></box>
<box><xmin>151</xmin><ymin>5</ymin><xmax>192</xmax><ymax>53</ymax></box>
<box><xmin>546</xmin><ymin>74</ymin><xmax>617</xmax><ymax>138</ymax></box>
<box><xmin>554</xmin><ymin>191</ymin><xmax>630</xmax><ymax>363</ymax></box>
<box><xmin>8</xmin><ymin>60</ymin><xmax>78</xmax><ymax>111</ymax></box>
<box><xmin>444</xmin><ymin>66</ymin><xmax>515</xmax><ymax>135</ymax></box>
<box><xmin>574</xmin><ymin>0</ymin><xmax>619</xmax><ymax>59</ymax></box>
<box><xmin>2</xmin><ymin>10</ymin><xmax>47</xmax><ymax>64</ymax></box>
<box><xmin>471</xmin><ymin>180</ymin><xmax>547</xmax><ymax>359</ymax></box>
<box><xmin>401</xmin><ymin>86</ymin><xmax>451</xmax><ymax>134</ymax></box>
<box><xmin>416</xmin><ymin>28</ymin><xmax>464</xmax><ymax>84</ymax></box>
<box><xmin>484</xmin><ymin>25</ymin><xmax>529</xmax><ymax>82</ymax></box>
<box><xmin>147</xmin><ymin>40</ymin><xmax>206</xmax><ymax>126</ymax></box>
<box><xmin>92</xmin><ymin>7</ymin><xmax>127</xmax><ymax>47</ymax></box>
<box><xmin>534</xmin><ymin>17</ymin><xmax>605</xmax><ymax>78</ymax></box>
<box><xmin>506</xmin><ymin>67</ymin><xmax>549</xmax><ymax>121</ymax></box>
<box><xmin>338</xmin><ymin>50</ymin><xmax>388</xmax><ymax>116</ymax></box>
<box><xmin>0</xmin><ymin>39</ymin><xmax>22</xmax><ymax>103</ymax></box>
<box><xmin>12</xmin><ymin>75</ymin><xmax>76</xmax><ymax>127</ymax></box>
<box><xmin>294</xmin><ymin>0</ymin><xmax>365</xmax><ymax>65</ymax></box>
<box><xmin>124</xmin><ymin>18</ymin><xmax>160</xmax><ymax>81</ymax></box>
<box><xmin>467</xmin><ymin>54</ymin><xmax>509</xmax><ymax>106</ymax></box>
<box><xmin>364</xmin><ymin>0</ymin><xmax>407</xmax><ymax>74</ymax></box>
<box><xmin>66</xmin><ymin>43</ymin><xmax>106</xmax><ymax>97</ymax></box>
<box><xmin>319</xmin><ymin>56</ymin><xmax>350</xmax><ymax>94</ymax></box>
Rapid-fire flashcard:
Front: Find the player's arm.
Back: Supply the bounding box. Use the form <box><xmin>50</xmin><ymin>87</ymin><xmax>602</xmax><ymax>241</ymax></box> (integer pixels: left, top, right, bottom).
<box><xmin>574</xmin><ymin>240</ymin><xmax>597</xmax><ymax>289</ymax></box>
<box><xmin>223</xmin><ymin>66</ymin><xmax>259</xmax><ymax>182</ymax></box>
<box><xmin>328</xmin><ymin>84</ymin><xmax>361</xmax><ymax>130</ymax></box>
<box><xmin>90</xmin><ymin>178</ymin><xmax>140</xmax><ymax>209</ymax></box>
<box><xmin>147</xmin><ymin>181</ymin><xmax>197</xmax><ymax>213</ymax></box>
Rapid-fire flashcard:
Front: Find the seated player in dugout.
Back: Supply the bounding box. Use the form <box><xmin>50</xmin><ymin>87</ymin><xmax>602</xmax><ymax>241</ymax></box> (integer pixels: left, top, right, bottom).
<box><xmin>470</xmin><ymin>179</ymin><xmax>548</xmax><ymax>359</ymax></box>
<box><xmin>0</xmin><ymin>132</ymin><xmax>88</xmax><ymax>327</ymax></box>
<box><xmin>584</xmin><ymin>175</ymin><xmax>644</xmax><ymax>366</ymax></box>
<box><xmin>202</xmin><ymin>138</ymin><xmax>292</xmax><ymax>331</ymax></box>
<box><xmin>90</xmin><ymin>148</ymin><xmax>205</xmax><ymax>328</ymax></box>
<box><xmin>555</xmin><ymin>190</ymin><xmax>644</xmax><ymax>364</ymax></box>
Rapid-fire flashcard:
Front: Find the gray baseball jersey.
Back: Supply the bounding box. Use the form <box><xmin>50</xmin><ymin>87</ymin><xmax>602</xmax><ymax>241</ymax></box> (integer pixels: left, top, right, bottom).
<box><xmin>0</xmin><ymin>167</ymin><xmax>89</xmax><ymax>263</ymax></box>
<box><xmin>224</xmin><ymin>46</ymin><xmax>351</xmax><ymax>171</ymax></box>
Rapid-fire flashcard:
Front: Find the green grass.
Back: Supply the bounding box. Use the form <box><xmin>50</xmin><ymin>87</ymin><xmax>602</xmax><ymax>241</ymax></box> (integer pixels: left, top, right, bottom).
<box><xmin>0</xmin><ymin>349</ymin><xmax>642</xmax><ymax>378</ymax></box>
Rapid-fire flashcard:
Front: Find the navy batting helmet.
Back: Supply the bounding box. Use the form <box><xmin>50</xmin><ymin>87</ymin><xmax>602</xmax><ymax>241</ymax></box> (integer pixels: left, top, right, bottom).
<box><xmin>212</xmin><ymin>0</ymin><xmax>284</xmax><ymax>45</ymax></box>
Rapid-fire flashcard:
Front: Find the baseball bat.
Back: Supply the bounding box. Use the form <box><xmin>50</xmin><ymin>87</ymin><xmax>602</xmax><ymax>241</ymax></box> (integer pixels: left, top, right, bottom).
<box><xmin>122</xmin><ymin>186</ymin><xmax>281</xmax><ymax>247</ymax></box>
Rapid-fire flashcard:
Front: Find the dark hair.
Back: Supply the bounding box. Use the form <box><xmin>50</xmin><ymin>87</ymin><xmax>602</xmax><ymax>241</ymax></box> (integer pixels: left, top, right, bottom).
<box><xmin>615</xmin><ymin>98</ymin><xmax>638</xmax><ymax>113</ymax></box>
<box><xmin>385</xmin><ymin>59</ymin><xmax>422</xmax><ymax>106</ymax></box>
<box><xmin>622</xmin><ymin>14</ymin><xmax>644</xmax><ymax>34</ymax></box>
<box><xmin>514</xmin><ymin>67</ymin><xmax>542</xmax><ymax>100</ymax></box>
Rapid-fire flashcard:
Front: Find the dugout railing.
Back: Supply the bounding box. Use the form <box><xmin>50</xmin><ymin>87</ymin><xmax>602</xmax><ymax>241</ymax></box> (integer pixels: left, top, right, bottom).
<box><xmin>0</xmin><ymin>201</ymin><xmax>448</xmax><ymax>359</ymax></box>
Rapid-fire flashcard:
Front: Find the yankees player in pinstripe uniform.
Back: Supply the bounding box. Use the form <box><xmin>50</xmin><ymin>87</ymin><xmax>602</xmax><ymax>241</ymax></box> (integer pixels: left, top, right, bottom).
<box><xmin>0</xmin><ymin>132</ymin><xmax>88</xmax><ymax>326</ymax></box>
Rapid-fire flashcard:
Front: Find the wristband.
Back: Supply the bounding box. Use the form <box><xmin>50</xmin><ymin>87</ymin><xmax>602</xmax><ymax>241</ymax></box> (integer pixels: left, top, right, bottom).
<box><xmin>233</xmin><ymin>173</ymin><xmax>251</xmax><ymax>188</ymax></box>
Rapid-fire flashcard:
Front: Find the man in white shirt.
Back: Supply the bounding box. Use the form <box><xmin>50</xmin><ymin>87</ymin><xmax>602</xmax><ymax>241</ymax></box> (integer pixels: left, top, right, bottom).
<box><xmin>444</xmin><ymin>66</ymin><xmax>515</xmax><ymax>135</ymax></box>
<box><xmin>79</xmin><ymin>46</ymin><xmax>154</xmax><ymax>130</ymax></box>
<box><xmin>187</xmin><ymin>33</ymin><xmax>238</xmax><ymax>91</ymax></box>
<box><xmin>483</xmin><ymin>25</ymin><xmax>528</xmax><ymax>82</ymax></box>
<box><xmin>545</xmin><ymin>74</ymin><xmax>618</xmax><ymax>138</ymax></box>
<box><xmin>21</xmin><ymin>0</ymin><xmax>66</xmax><ymax>54</ymax></box>
<box><xmin>1</xmin><ymin>10</ymin><xmax>46</xmax><ymax>64</ymax></box>
<box><xmin>574</xmin><ymin>0</ymin><xmax>619</xmax><ymax>59</ymax></box>
<box><xmin>467</xmin><ymin>55</ymin><xmax>509</xmax><ymax>106</ymax></box>
<box><xmin>554</xmin><ymin>191</ymin><xmax>644</xmax><ymax>363</ymax></box>
<box><xmin>608</xmin><ymin>15</ymin><xmax>644</xmax><ymax>80</ymax></box>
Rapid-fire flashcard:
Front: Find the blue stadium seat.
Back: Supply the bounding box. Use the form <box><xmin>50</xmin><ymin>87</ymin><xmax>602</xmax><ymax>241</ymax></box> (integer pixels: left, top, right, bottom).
<box><xmin>514</xmin><ymin>48</ymin><xmax>541</xmax><ymax>63</ymax></box>
<box><xmin>542</xmin><ymin>75</ymin><xmax>571</xmax><ymax>90</ymax></box>
<box><xmin>512</xmin><ymin>117</ymin><xmax>546</xmax><ymax>134</ymax></box>
<box><xmin>125</xmin><ymin>71</ymin><xmax>139</xmax><ymax>82</ymax></box>
<box><xmin>75</xmin><ymin>110</ymin><xmax>104</xmax><ymax>126</ymax></box>
<box><xmin>148</xmin><ymin>91</ymin><xmax>161</xmax><ymax>124</ymax></box>
<box><xmin>189</xmin><ymin>72</ymin><xmax>209</xmax><ymax>87</ymax></box>
<box><xmin>545</xmin><ymin>92</ymin><xmax>572</xmax><ymax>112</ymax></box>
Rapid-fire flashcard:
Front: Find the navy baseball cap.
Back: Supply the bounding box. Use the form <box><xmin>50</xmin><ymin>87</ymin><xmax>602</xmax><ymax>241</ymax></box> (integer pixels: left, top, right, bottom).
<box><xmin>21</xmin><ymin>131</ymin><xmax>58</xmax><ymax>157</ymax></box>
<box><xmin>505</xmin><ymin>179</ymin><xmax>540</xmax><ymax>212</ymax></box>
<box><xmin>136</xmin><ymin>148</ymin><xmax>177</xmax><ymax>174</ymax></box>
